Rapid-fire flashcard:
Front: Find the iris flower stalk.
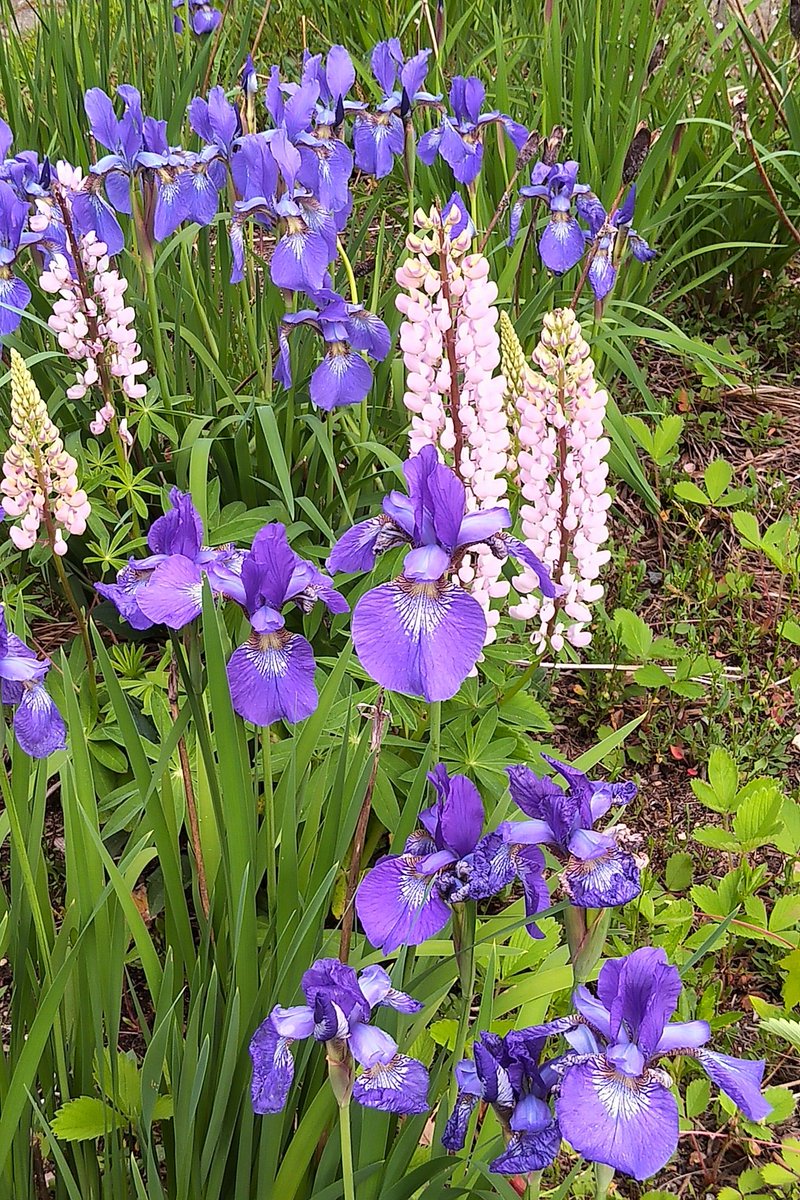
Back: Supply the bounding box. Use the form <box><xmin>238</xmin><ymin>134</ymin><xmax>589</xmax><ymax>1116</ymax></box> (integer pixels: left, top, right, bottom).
<box><xmin>250</xmin><ymin>958</ymin><xmax>430</xmax><ymax>1200</ymax></box>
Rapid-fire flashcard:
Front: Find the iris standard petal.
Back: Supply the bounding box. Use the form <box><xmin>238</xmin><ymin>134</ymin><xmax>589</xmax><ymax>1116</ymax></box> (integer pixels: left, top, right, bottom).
<box><xmin>348</xmin><ymin>1020</ymin><xmax>398</xmax><ymax>1068</ymax></box>
<box><xmin>270</xmin><ymin>1005</ymin><xmax>315</xmax><ymax>1039</ymax></box>
<box><xmin>351</xmin><ymin>579</ymin><xmax>486</xmax><ymax>702</ymax></box>
<box><xmin>654</xmin><ymin>1020</ymin><xmax>710</xmax><ymax>1054</ymax></box>
<box><xmin>556</xmin><ymin>1058</ymin><xmax>679</xmax><ymax>1181</ymax></box>
<box><xmin>357</xmin><ymin>965</ymin><xmax>422</xmax><ymax>1014</ymax></box>
<box><xmin>434</xmin><ymin>771</ymin><xmax>485</xmax><ymax>858</ymax></box>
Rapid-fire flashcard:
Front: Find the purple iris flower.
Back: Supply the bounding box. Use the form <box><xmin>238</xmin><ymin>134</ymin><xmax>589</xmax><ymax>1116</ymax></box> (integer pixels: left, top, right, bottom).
<box><xmin>264</xmin><ymin>64</ymin><xmax>354</xmax><ymax>218</ymax></box>
<box><xmin>84</xmin><ymin>85</ymin><xmax>150</xmax><ymax>214</ymax></box>
<box><xmin>327</xmin><ymin>445</ymin><xmax>555</xmax><ymax>701</ymax></box>
<box><xmin>576</xmin><ymin>185</ymin><xmax>657</xmax><ymax>301</ymax></box>
<box><xmin>250</xmin><ymin>958</ymin><xmax>429</xmax><ymax>1115</ymax></box>
<box><xmin>96</xmin><ymin>488</ymin><xmax>244</xmax><ymax>630</ymax></box>
<box><xmin>443</xmin><ymin>1029</ymin><xmax>561</xmax><ymax>1175</ymax></box>
<box><xmin>241</xmin><ymin>55</ymin><xmax>258</xmax><ymax>97</ymax></box>
<box><xmin>509</xmin><ymin>160</ymin><xmax>591</xmax><ymax>274</ymax></box>
<box><xmin>0</xmin><ymin>180</ymin><xmax>38</xmax><ymax>336</ymax></box>
<box><xmin>274</xmin><ymin>287</ymin><xmax>390</xmax><ymax>410</ymax></box>
<box><xmin>0</xmin><ymin>606</ymin><xmax>66</xmax><ymax>758</ymax></box>
<box><xmin>530</xmin><ymin>947</ymin><xmax>770</xmax><ymax>1180</ymax></box>
<box><xmin>503</xmin><ymin>754</ymin><xmax>643</xmax><ymax>909</ymax></box>
<box><xmin>356</xmin><ymin>764</ymin><xmax>548</xmax><ymax>954</ymax></box>
<box><xmin>173</xmin><ymin>0</ymin><xmax>222</xmax><ymax>34</ymax></box>
<box><xmin>189</xmin><ymin>85</ymin><xmax>241</xmax><ymax>169</ymax></box>
<box><xmin>352</xmin><ymin>41</ymin><xmax>438</xmax><ymax>178</ymax></box>
<box><xmin>418</xmin><ymin>76</ymin><xmax>528</xmax><ymax>186</ymax></box>
<box><xmin>225</xmin><ymin>523</ymin><xmax>347</xmax><ymax>727</ymax></box>
<box><xmin>228</xmin><ymin>130</ymin><xmax>337</xmax><ymax>290</ymax></box>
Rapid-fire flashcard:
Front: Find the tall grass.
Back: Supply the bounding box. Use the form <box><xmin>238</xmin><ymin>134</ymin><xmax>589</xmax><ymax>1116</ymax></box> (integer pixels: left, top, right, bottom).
<box><xmin>0</xmin><ymin>0</ymin><xmax>790</xmax><ymax>1195</ymax></box>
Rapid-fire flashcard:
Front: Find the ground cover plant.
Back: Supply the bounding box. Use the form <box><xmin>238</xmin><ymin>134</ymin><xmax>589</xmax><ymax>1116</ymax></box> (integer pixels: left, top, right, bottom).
<box><xmin>0</xmin><ymin>0</ymin><xmax>798</xmax><ymax>1197</ymax></box>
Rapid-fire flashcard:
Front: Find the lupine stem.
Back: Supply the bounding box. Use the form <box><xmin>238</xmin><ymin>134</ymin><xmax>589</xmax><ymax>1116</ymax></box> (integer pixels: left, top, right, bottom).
<box><xmin>339</xmin><ymin>1102</ymin><xmax>356</xmax><ymax>1200</ymax></box>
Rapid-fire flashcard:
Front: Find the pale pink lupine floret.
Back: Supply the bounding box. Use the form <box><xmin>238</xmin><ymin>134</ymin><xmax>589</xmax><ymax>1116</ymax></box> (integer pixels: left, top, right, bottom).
<box><xmin>2</xmin><ymin>350</ymin><xmax>91</xmax><ymax>554</ymax></box>
<box><xmin>40</xmin><ymin>229</ymin><xmax>147</xmax><ymax>412</ymax></box>
<box><xmin>395</xmin><ymin>206</ymin><xmax>514</xmax><ymax>647</ymax></box>
<box><xmin>510</xmin><ymin>308</ymin><xmax>611</xmax><ymax>651</ymax></box>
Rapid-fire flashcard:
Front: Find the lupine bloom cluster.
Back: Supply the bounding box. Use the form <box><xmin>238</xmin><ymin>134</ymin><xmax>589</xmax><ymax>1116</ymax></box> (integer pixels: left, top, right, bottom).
<box><xmin>40</xmin><ymin>229</ymin><xmax>147</xmax><ymax>410</ymax></box>
<box><xmin>508</xmin><ymin>308</ymin><xmax>612</xmax><ymax>652</ymax></box>
<box><xmin>355</xmin><ymin>764</ymin><xmax>548</xmax><ymax>953</ymax></box>
<box><xmin>327</xmin><ymin>445</ymin><xmax>555</xmax><ymax>701</ymax></box>
<box><xmin>250</xmin><ymin>959</ymin><xmax>429</xmax><ymax>1114</ymax></box>
<box><xmin>0</xmin><ymin>604</ymin><xmax>66</xmax><ymax>758</ymax></box>
<box><xmin>2</xmin><ymin>350</ymin><xmax>91</xmax><ymax>555</ymax></box>
<box><xmin>395</xmin><ymin>202</ymin><xmax>516</xmax><ymax>646</ymax></box>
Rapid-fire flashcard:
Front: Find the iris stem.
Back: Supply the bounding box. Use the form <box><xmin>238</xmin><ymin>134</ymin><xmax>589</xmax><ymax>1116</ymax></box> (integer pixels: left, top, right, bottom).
<box><xmin>262</xmin><ymin>727</ymin><xmax>277</xmax><ymax>906</ymax></box>
<box><xmin>526</xmin><ymin>1171</ymin><xmax>542</xmax><ymax>1199</ymax></box>
<box><xmin>337</xmin><ymin>238</ymin><xmax>359</xmax><ymax>305</ymax></box>
<box><xmin>339</xmin><ymin>691</ymin><xmax>387</xmax><ymax>963</ymax></box>
<box><xmin>430</xmin><ymin>700</ymin><xmax>442</xmax><ymax>763</ymax></box>
<box><xmin>450</xmin><ymin>902</ymin><xmax>476</xmax><ymax>1102</ymax></box>
<box><xmin>594</xmin><ymin>1163</ymin><xmax>614</xmax><ymax>1199</ymax></box>
<box><xmin>168</xmin><ymin>645</ymin><xmax>210</xmax><ymax>922</ymax></box>
<box><xmin>339</xmin><ymin>1102</ymin><xmax>356</xmax><ymax>1200</ymax></box>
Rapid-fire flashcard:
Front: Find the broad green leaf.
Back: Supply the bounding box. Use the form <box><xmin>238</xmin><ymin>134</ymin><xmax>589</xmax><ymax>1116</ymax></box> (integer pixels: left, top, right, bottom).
<box><xmin>732</xmin><ymin>510</ymin><xmax>761</xmax><ymax>547</ymax></box>
<box><xmin>52</xmin><ymin>1098</ymin><xmax>127</xmax><ymax>1142</ymax></box>
<box><xmin>613</xmin><ymin>607</ymin><xmax>654</xmax><ymax>659</ymax></box>
<box><xmin>733</xmin><ymin>785</ymin><xmax>784</xmax><ymax>850</ymax></box>
<box><xmin>674</xmin><ymin>480</ymin><xmax>710</xmax><ymax>505</ymax></box>
<box><xmin>703</xmin><ymin>458</ymin><xmax>733</xmax><ymax>502</ymax></box>
<box><xmin>665</xmin><ymin>852</ymin><xmax>693</xmax><ymax>891</ymax></box>
<box><xmin>652</xmin><ymin>414</ymin><xmax>684</xmax><ymax>462</ymax></box>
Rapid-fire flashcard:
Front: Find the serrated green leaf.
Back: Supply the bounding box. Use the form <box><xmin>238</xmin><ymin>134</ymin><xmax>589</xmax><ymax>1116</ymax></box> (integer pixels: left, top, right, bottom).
<box><xmin>613</xmin><ymin>607</ymin><xmax>654</xmax><ymax>659</ymax></box>
<box><xmin>693</xmin><ymin>826</ymin><xmax>739</xmax><ymax>852</ymax></box>
<box><xmin>691</xmin><ymin>884</ymin><xmax>729</xmax><ymax>918</ymax></box>
<box><xmin>778</xmin><ymin>617</ymin><xmax>800</xmax><ymax>646</ymax></box>
<box><xmin>633</xmin><ymin>663</ymin><xmax>672</xmax><ymax>688</ymax></box>
<box><xmin>52</xmin><ymin>1098</ymin><xmax>127</xmax><ymax>1142</ymax></box>
<box><xmin>704</xmin><ymin>458</ymin><xmax>733</xmax><ymax>502</ymax></box>
<box><xmin>685</xmin><ymin>1076</ymin><xmax>711</xmax><ymax>1118</ymax></box>
<box><xmin>624</xmin><ymin>414</ymin><xmax>654</xmax><ymax>454</ymax></box>
<box><xmin>665</xmin><ymin>852</ymin><xmax>693</xmax><ymax>892</ymax></box>
<box><xmin>707</xmin><ymin>747</ymin><xmax>739</xmax><ymax>813</ymax></box>
<box><xmin>763</xmin><ymin>1087</ymin><xmax>796</xmax><ymax>1125</ymax></box>
<box><xmin>733</xmin><ymin>786</ymin><xmax>784</xmax><ymax>850</ymax></box>
<box><xmin>674</xmin><ymin>480</ymin><xmax>710</xmax><ymax>505</ymax></box>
